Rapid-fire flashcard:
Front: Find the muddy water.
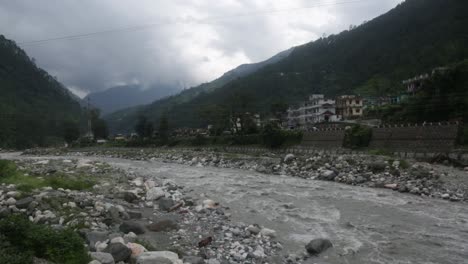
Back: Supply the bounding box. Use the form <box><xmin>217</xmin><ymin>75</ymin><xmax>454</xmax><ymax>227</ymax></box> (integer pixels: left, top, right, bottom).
<box><xmin>5</xmin><ymin>154</ymin><xmax>468</xmax><ymax>264</ymax></box>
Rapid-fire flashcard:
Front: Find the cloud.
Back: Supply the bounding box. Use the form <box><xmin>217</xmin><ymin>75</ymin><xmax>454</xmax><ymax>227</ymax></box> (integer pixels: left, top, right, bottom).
<box><xmin>0</xmin><ymin>0</ymin><xmax>402</xmax><ymax>97</ymax></box>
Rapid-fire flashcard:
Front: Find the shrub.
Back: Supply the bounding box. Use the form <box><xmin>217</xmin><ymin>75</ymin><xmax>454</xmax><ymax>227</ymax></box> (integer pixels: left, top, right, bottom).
<box><xmin>0</xmin><ymin>214</ymin><xmax>90</xmax><ymax>264</ymax></box>
<box><xmin>0</xmin><ymin>160</ymin><xmax>18</xmax><ymax>179</ymax></box>
<box><xmin>261</xmin><ymin>122</ymin><xmax>286</xmax><ymax>148</ymax></box>
<box><xmin>343</xmin><ymin>125</ymin><xmax>372</xmax><ymax>149</ymax></box>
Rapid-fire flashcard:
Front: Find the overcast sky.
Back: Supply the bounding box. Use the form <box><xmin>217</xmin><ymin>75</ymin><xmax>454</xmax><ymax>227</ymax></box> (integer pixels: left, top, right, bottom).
<box><xmin>0</xmin><ymin>0</ymin><xmax>401</xmax><ymax>98</ymax></box>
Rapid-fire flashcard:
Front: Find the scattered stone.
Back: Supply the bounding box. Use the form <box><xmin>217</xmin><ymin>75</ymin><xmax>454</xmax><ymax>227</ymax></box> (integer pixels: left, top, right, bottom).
<box><xmin>123</xmin><ymin>192</ymin><xmax>139</xmax><ymax>203</ymax></box>
<box><xmin>182</xmin><ymin>256</ymin><xmax>205</xmax><ymax>264</ymax></box>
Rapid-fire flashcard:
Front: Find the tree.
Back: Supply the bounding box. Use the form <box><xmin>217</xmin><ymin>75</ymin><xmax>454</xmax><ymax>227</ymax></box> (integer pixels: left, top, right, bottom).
<box><xmin>62</xmin><ymin>120</ymin><xmax>80</xmax><ymax>144</ymax></box>
<box><xmin>135</xmin><ymin>115</ymin><xmax>149</xmax><ymax>138</ymax></box>
<box><xmin>158</xmin><ymin>115</ymin><xmax>169</xmax><ymax>142</ymax></box>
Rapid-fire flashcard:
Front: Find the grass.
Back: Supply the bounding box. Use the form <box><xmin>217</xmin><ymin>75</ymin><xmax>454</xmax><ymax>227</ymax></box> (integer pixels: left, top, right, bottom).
<box><xmin>0</xmin><ymin>214</ymin><xmax>90</xmax><ymax>264</ymax></box>
<box><xmin>0</xmin><ymin>160</ymin><xmax>95</xmax><ymax>193</ymax></box>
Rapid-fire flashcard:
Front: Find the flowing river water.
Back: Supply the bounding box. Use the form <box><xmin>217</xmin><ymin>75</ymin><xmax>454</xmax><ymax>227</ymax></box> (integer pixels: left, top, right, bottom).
<box><xmin>4</xmin><ymin>153</ymin><xmax>468</xmax><ymax>264</ymax></box>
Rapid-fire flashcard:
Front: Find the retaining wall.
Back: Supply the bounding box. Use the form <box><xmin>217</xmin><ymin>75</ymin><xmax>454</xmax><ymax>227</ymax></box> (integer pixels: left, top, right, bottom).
<box><xmin>301</xmin><ymin>129</ymin><xmax>345</xmax><ymax>148</ymax></box>
<box><xmin>369</xmin><ymin>123</ymin><xmax>459</xmax><ymax>152</ymax></box>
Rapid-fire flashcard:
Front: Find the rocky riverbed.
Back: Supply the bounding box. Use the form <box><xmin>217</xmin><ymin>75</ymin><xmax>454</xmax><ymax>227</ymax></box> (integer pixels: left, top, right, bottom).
<box><xmin>24</xmin><ymin>147</ymin><xmax>468</xmax><ymax>202</ymax></box>
<box><xmin>0</xmin><ymin>157</ymin><xmax>295</xmax><ymax>264</ymax></box>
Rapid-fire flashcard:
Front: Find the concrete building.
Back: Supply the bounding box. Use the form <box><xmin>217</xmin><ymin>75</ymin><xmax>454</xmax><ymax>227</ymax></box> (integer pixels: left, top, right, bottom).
<box><xmin>287</xmin><ymin>94</ymin><xmax>339</xmax><ymax>130</ymax></box>
<box><xmin>336</xmin><ymin>95</ymin><xmax>364</xmax><ymax>120</ymax></box>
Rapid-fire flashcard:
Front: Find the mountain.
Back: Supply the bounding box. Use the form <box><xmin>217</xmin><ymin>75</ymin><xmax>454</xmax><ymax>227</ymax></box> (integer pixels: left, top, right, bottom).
<box><xmin>84</xmin><ymin>84</ymin><xmax>175</xmax><ymax>114</ymax></box>
<box><xmin>105</xmin><ymin>47</ymin><xmax>294</xmax><ymax>133</ymax></box>
<box><xmin>0</xmin><ymin>35</ymin><xmax>83</xmax><ymax>148</ymax></box>
<box><xmin>107</xmin><ymin>0</ymin><xmax>468</xmax><ymax>132</ymax></box>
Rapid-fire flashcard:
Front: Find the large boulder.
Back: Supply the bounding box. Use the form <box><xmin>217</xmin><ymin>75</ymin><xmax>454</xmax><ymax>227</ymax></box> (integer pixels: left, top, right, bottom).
<box><xmin>136</xmin><ymin>251</ymin><xmax>182</xmax><ymax>264</ymax></box>
<box><xmin>104</xmin><ymin>243</ymin><xmax>132</xmax><ymax>262</ymax></box>
<box><xmin>305</xmin><ymin>238</ymin><xmax>333</xmax><ymax>255</ymax></box>
<box><xmin>120</xmin><ymin>221</ymin><xmax>146</xmax><ymax>235</ymax></box>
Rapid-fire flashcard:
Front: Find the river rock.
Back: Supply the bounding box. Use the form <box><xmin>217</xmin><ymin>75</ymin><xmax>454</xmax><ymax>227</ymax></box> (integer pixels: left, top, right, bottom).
<box><xmin>319</xmin><ymin>170</ymin><xmax>336</xmax><ymax>181</ymax></box>
<box><xmin>85</xmin><ymin>231</ymin><xmax>109</xmax><ymax>251</ymax></box>
<box><xmin>89</xmin><ymin>252</ymin><xmax>115</xmax><ymax>264</ymax></box>
<box><xmin>284</xmin><ymin>154</ymin><xmax>295</xmax><ymax>163</ymax></box>
<box><xmin>5</xmin><ymin>197</ymin><xmax>16</xmax><ymax>206</ymax></box>
<box><xmin>123</xmin><ymin>192</ymin><xmax>138</xmax><ymax>203</ymax></box>
<box><xmin>127</xmin><ymin>242</ymin><xmax>147</xmax><ymax>258</ymax></box>
<box><xmin>147</xmin><ymin>219</ymin><xmax>179</xmax><ymax>232</ymax></box>
<box><xmin>158</xmin><ymin>197</ymin><xmax>175</xmax><ymax>211</ymax></box>
<box><xmin>305</xmin><ymin>238</ymin><xmax>333</xmax><ymax>255</ymax></box>
<box><xmin>104</xmin><ymin>243</ymin><xmax>132</xmax><ymax>262</ymax></box>
<box><xmin>146</xmin><ymin>187</ymin><xmax>165</xmax><ymax>200</ymax></box>
<box><xmin>259</xmin><ymin>228</ymin><xmax>276</xmax><ymax>238</ymax></box>
<box><xmin>136</xmin><ymin>251</ymin><xmax>183</xmax><ymax>264</ymax></box>
<box><xmin>120</xmin><ymin>221</ymin><xmax>146</xmax><ymax>234</ymax></box>
<box><xmin>15</xmin><ymin>197</ymin><xmax>34</xmax><ymax>209</ymax></box>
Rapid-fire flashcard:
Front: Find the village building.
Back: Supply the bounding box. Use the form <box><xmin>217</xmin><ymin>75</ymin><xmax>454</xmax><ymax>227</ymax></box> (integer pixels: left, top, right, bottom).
<box><xmin>287</xmin><ymin>94</ymin><xmax>339</xmax><ymax>130</ymax></box>
<box><xmin>336</xmin><ymin>95</ymin><xmax>364</xmax><ymax>120</ymax></box>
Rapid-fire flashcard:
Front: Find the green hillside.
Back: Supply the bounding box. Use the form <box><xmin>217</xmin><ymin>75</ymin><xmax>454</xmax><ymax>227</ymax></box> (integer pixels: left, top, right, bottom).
<box><xmin>0</xmin><ymin>35</ymin><xmax>83</xmax><ymax>148</ymax></box>
<box><xmin>107</xmin><ymin>0</ymin><xmax>468</xmax><ymax>132</ymax></box>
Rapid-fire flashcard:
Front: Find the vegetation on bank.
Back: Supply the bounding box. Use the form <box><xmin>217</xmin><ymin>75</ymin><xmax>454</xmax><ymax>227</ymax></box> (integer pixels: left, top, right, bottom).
<box><xmin>0</xmin><ymin>214</ymin><xmax>90</xmax><ymax>264</ymax></box>
<box><xmin>0</xmin><ymin>160</ymin><xmax>95</xmax><ymax>193</ymax></box>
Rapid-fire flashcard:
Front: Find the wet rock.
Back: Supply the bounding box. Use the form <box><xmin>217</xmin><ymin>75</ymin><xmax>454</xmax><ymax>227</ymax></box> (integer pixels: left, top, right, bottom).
<box><xmin>89</xmin><ymin>252</ymin><xmax>115</xmax><ymax>264</ymax></box>
<box><xmin>158</xmin><ymin>197</ymin><xmax>175</xmax><ymax>211</ymax></box>
<box><xmin>305</xmin><ymin>238</ymin><xmax>333</xmax><ymax>255</ymax></box>
<box><xmin>120</xmin><ymin>221</ymin><xmax>146</xmax><ymax>235</ymax></box>
<box><xmin>104</xmin><ymin>243</ymin><xmax>132</xmax><ymax>262</ymax></box>
<box><xmin>147</xmin><ymin>219</ymin><xmax>179</xmax><ymax>232</ymax></box>
<box><xmin>247</xmin><ymin>225</ymin><xmax>261</xmax><ymax>235</ymax></box>
<box><xmin>202</xmin><ymin>199</ymin><xmax>219</xmax><ymax>209</ymax></box>
<box><xmin>0</xmin><ymin>207</ymin><xmax>11</xmax><ymax>218</ymax></box>
<box><xmin>136</xmin><ymin>251</ymin><xmax>182</xmax><ymax>264</ymax></box>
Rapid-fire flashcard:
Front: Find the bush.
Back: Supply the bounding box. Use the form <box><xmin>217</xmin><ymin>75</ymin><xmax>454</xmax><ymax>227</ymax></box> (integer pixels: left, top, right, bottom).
<box><xmin>261</xmin><ymin>123</ymin><xmax>286</xmax><ymax>148</ymax></box>
<box><xmin>343</xmin><ymin>125</ymin><xmax>372</xmax><ymax>149</ymax></box>
<box><xmin>0</xmin><ymin>160</ymin><xmax>18</xmax><ymax>179</ymax></box>
<box><xmin>0</xmin><ymin>215</ymin><xmax>90</xmax><ymax>264</ymax></box>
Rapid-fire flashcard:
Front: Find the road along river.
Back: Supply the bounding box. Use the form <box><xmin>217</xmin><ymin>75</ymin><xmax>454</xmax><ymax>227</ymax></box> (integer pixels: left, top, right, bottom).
<box><xmin>5</xmin><ymin>153</ymin><xmax>468</xmax><ymax>264</ymax></box>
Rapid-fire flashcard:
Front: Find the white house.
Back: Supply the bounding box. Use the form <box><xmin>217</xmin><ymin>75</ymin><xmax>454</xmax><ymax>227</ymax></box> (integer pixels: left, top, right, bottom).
<box><xmin>287</xmin><ymin>94</ymin><xmax>339</xmax><ymax>130</ymax></box>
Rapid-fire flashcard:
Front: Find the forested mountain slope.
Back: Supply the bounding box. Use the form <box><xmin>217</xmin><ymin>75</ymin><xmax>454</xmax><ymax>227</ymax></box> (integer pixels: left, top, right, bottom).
<box><xmin>108</xmin><ymin>0</ymin><xmax>468</xmax><ymax>132</ymax></box>
<box><xmin>0</xmin><ymin>35</ymin><xmax>83</xmax><ymax>148</ymax></box>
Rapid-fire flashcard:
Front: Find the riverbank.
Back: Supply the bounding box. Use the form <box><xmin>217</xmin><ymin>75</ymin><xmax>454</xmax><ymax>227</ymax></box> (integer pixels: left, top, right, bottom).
<box><xmin>24</xmin><ymin>147</ymin><xmax>468</xmax><ymax>203</ymax></box>
<box><xmin>0</xmin><ymin>156</ymin><xmax>288</xmax><ymax>264</ymax></box>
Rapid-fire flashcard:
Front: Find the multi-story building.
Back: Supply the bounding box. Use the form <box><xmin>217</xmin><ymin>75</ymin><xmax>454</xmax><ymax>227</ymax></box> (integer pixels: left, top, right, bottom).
<box><xmin>336</xmin><ymin>95</ymin><xmax>363</xmax><ymax>120</ymax></box>
<box><xmin>287</xmin><ymin>94</ymin><xmax>339</xmax><ymax>130</ymax></box>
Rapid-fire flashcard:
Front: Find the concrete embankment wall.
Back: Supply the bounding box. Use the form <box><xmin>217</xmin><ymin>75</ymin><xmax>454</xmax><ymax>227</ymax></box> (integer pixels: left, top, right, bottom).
<box><xmin>369</xmin><ymin>123</ymin><xmax>459</xmax><ymax>152</ymax></box>
<box><xmin>301</xmin><ymin>122</ymin><xmax>460</xmax><ymax>153</ymax></box>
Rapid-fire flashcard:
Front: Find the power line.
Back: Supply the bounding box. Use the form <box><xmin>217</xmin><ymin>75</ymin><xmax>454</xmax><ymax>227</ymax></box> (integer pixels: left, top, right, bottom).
<box><xmin>18</xmin><ymin>0</ymin><xmax>372</xmax><ymax>46</ymax></box>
